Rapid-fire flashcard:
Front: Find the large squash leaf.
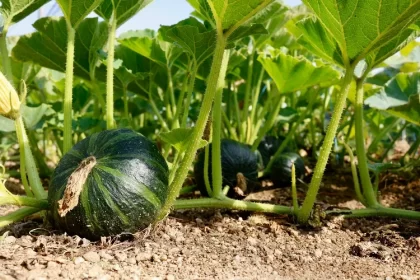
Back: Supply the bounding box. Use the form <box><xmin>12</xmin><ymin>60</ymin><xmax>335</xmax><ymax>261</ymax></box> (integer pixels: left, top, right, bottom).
<box><xmin>0</xmin><ymin>0</ymin><xmax>49</xmax><ymax>30</ymax></box>
<box><xmin>365</xmin><ymin>72</ymin><xmax>420</xmax><ymax>125</ymax></box>
<box><xmin>298</xmin><ymin>0</ymin><xmax>420</xmax><ymax>68</ymax></box>
<box><xmin>12</xmin><ymin>17</ymin><xmax>108</xmax><ymax>81</ymax></box>
<box><xmin>56</xmin><ymin>0</ymin><xmax>103</xmax><ymax>28</ymax></box>
<box><xmin>95</xmin><ymin>0</ymin><xmax>153</xmax><ymax>26</ymax></box>
<box><xmin>259</xmin><ymin>51</ymin><xmax>340</xmax><ymax>93</ymax></box>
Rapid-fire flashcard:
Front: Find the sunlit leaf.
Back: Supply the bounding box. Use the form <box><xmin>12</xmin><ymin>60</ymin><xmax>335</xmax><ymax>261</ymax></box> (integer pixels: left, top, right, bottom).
<box><xmin>259</xmin><ymin>51</ymin><xmax>340</xmax><ymax>93</ymax></box>
<box><xmin>0</xmin><ymin>0</ymin><xmax>49</xmax><ymax>30</ymax></box>
<box><xmin>160</xmin><ymin>128</ymin><xmax>207</xmax><ymax>152</ymax></box>
<box><xmin>365</xmin><ymin>72</ymin><xmax>420</xmax><ymax>125</ymax></box>
<box><xmin>299</xmin><ymin>0</ymin><xmax>420</xmax><ymax>68</ymax></box>
<box><xmin>56</xmin><ymin>0</ymin><xmax>103</xmax><ymax>28</ymax></box>
<box><xmin>12</xmin><ymin>17</ymin><xmax>108</xmax><ymax>81</ymax></box>
<box><xmin>95</xmin><ymin>0</ymin><xmax>153</xmax><ymax>26</ymax></box>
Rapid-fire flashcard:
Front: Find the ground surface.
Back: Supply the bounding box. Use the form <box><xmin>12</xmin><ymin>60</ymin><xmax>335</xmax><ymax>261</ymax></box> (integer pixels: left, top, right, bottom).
<box><xmin>1</xmin><ymin>169</ymin><xmax>420</xmax><ymax>280</ymax></box>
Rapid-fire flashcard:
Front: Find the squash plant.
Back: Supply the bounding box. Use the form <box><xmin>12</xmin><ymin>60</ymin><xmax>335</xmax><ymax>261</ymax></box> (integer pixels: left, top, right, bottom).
<box><xmin>0</xmin><ymin>0</ymin><xmax>420</xmax><ymax>239</ymax></box>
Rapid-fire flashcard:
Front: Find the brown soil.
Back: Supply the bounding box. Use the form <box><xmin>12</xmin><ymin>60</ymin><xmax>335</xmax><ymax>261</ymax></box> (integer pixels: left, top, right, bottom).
<box><xmin>1</xmin><ymin>169</ymin><xmax>420</xmax><ymax>280</ymax></box>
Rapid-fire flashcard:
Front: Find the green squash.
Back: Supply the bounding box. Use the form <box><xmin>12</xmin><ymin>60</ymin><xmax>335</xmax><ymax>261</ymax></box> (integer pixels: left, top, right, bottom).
<box><xmin>268</xmin><ymin>152</ymin><xmax>305</xmax><ymax>186</ymax></box>
<box><xmin>194</xmin><ymin>139</ymin><xmax>259</xmax><ymax>198</ymax></box>
<box><xmin>48</xmin><ymin>129</ymin><xmax>168</xmax><ymax>240</ymax></box>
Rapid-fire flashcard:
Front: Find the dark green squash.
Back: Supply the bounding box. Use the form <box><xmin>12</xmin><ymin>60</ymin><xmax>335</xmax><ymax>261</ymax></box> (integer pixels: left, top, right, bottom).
<box><xmin>257</xmin><ymin>135</ymin><xmax>290</xmax><ymax>167</ymax></box>
<box><xmin>48</xmin><ymin>129</ymin><xmax>168</xmax><ymax>240</ymax></box>
<box><xmin>268</xmin><ymin>152</ymin><xmax>305</xmax><ymax>186</ymax></box>
<box><xmin>194</xmin><ymin>139</ymin><xmax>259</xmax><ymax>198</ymax></box>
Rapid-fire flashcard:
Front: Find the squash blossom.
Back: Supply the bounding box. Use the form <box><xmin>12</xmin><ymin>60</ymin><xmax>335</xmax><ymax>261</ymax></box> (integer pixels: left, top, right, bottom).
<box><xmin>0</xmin><ymin>71</ymin><xmax>20</xmax><ymax>119</ymax></box>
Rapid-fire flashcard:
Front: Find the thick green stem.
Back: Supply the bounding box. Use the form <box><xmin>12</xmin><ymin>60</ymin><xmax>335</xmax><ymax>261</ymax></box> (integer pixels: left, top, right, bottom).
<box><xmin>354</xmin><ymin>78</ymin><xmax>379</xmax><ymax>208</ymax></box>
<box><xmin>181</xmin><ymin>64</ymin><xmax>198</xmax><ymax>127</ymax></box>
<box><xmin>211</xmin><ymin>50</ymin><xmax>230</xmax><ymax>198</ymax></box>
<box><xmin>63</xmin><ymin>26</ymin><xmax>76</xmax><ymax>154</ymax></box>
<box><xmin>157</xmin><ymin>36</ymin><xmax>228</xmax><ymax>220</ymax></box>
<box><xmin>341</xmin><ymin>140</ymin><xmax>367</xmax><ymax>206</ymax></box>
<box><xmin>204</xmin><ymin>144</ymin><xmax>213</xmax><ymax>197</ymax></box>
<box><xmin>174</xmin><ymin>197</ymin><xmax>292</xmax><ymax>215</ymax></box>
<box><xmin>291</xmin><ymin>163</ymin><xmax>298</xmax><ymax>214</ymax></box>
<box><xmin>0</xmin><ymin>31</ymin><xmax>13</xmax><ymax>83</ymax></box>
<box><xmin>242</xmin><ymin>48</ymin><xmax>255</xmax><ymax>125</ymax></box>
<box><xmin>123</xmin><ymin>85</ymin><xmax>129</xmax><ymax>121</ymax></box>
<box><xmin>0</xmin><ymin>195</ymin><xmax>49</xmax><ymax>209</ymax></box>
<box><xmin>298</xmin><ymin>68</ymin><xmax>356</xmax><ymax>223</ymax></box>
<box><xmin>0</xmin><ymin>207</ymin><xmax>43</xmax><ymax>228</ymax></box>
<box><xmin>15</xmin><ymin>116</ymin><xmax>47</xmax><ymax>199</ymax></box>
<box><xmin>18</xmin><ymin>131</ymin><xmax>33</xmax><ymax>197</ymax></box>
<box><xmin>106</xmin><ymin>13</ymin><xmax>117</xmax><ymax>129</ymax></box>
<box><xmin>328</xmin><ymin>206</ymin><xmax>420</xmax><ymax>220</ymax></box>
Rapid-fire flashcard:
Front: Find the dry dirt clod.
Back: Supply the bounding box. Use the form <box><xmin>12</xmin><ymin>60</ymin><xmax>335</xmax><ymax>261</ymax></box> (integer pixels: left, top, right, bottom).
<box><xmin>83</xmin><ymin>251</ymin><xmax>100</xmax><ymax>263</ymax></box>
<box><xmin>74</xmin><ymin>256</ymin><xmax>85</xmax><ymax>265</ymax></box>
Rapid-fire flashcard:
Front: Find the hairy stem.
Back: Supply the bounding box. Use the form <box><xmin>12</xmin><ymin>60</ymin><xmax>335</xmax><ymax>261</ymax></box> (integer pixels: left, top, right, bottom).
<box><xmin>0</xmin><ymin>207</ymin><xmax>43</xmax><ymax>228</ymax></box>
<box><xmin>15</xmin><ymin>116</ymin><xmax>47</xmax><ymax>199</ymax></box>
<box><xmin>174</xmin><ymin>197</ymin><xmax>292</xmax><ymax>215</ymax></box>
<box><xmin>354</xmin><ymin>78</ymin><xmax>379</xmax><ymax>208</ymax></box>
<box><xmin>211</xmin><ymin>50</ymin><xmax>230</xmax><ymax>198</ymax></box>
<box><xmin>298</xmin><ymin>68</ymin><xmax>355</xmax><ymax>223</ymax></box>
<box><xmin>0</xmin><ymin>30</ymin><xmax>13</xmax><ymax>83</ymax></box>
<box><xmin>106</xmin><ymin>13</ymin><xmax>117</xmax><ymax>129</ymax></box>
<box><xmin>157</xmin><ymin>35</ymin><xmax>228</xmax><ymax>220</ymax></box>
<box><xmin>63</xmin><ymin>26</ymin><xmax>76</xmax><ymax>154</ymax></box>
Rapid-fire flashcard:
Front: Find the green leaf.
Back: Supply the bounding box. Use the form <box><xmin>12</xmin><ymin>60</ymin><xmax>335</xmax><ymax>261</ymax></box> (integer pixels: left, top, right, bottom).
<box><xmin>226</xmin><ymin>24</ymin><xmax>268</xmax><ymax>45</ymax></box>
<box><xmin>258</xmin><ymin>51</ymin><xmax>341</xmax><ymax>93</ymax></box>
<box><xmin>160</xmin><ymin>17</ymin><xmax>216</xmax><ymax>66</ymax></box>
<box><xmin>12</xmin><ymin>17</ymin><xmax>108</xmax><ymax>81</ymax></box>
<box><xmin>368</xmin><ymin>162</ymin><xmax>400</xmax><ymax>175</ymax></box>
<box><xmin>300</xmin><ymin>0</ymin><xmax>420</xmax><ymax>67</ymax></box>
<box><xmin>0</xmin><ymin>104</ymin><xmax>51</xmax><ymax>132</ymax></box>
<box><xmin>118</xmin><ymin>31</ymin><xmax>167</xmax><ymax>67</ymax></box>
<box><xmin>187</xmin><ymin>0</ymin><xmax>273</xmax><ymax>31</ymax></box>
<box><xmin>365</xmin><ymin>72</ymin><xmax>420</xmax><ymax>125</ymax></box>
<box><xmin>0</xmin><ymin>0</ymin><xmax>49</xmax><ymax>30</ymax></box>
<box><xmin>296</xmin><ymin>18</ymin><xmax>344</xmax><ymax>67</ymax></box>
<box><xmin>56</xmin><ymin>0</ymin><xmax>103</xmax><ymax>28</ymax></box>
<box><xmin>160</xmin><ymin>128</ymin><xmax>208</xmax><ymax>152</ymax></box>
<box><xmin>95</xmin><ymin>0</ymin><xmax>153</xmax><ymax>26</ymax></box>
<box><xmin>252</xmin><ymin>1</ymin><xmax>288</xmax><ymax>48</ymax></box>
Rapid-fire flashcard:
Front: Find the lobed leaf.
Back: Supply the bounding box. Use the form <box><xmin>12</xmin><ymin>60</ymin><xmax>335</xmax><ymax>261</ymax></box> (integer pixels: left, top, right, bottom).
<box><xmin>56</xmin><ymin>0</ymin><xmax>103</xmax><ymax>28</ymax></box>
<box><xmin>12</xmin><ymin>17</ymin><xmax>108</xmax><ymax>81</ymax></box>
<box><xmin>299</xmin><ymin>0</ymin><xmax>420</xmax><ymax>68</ymax></box>
<box><xmin>258</xmin><ymin>51</ymin><xmax>341</xmax><ymax>93</ymax></box>
<box><xmin>95</xmin><ymin>0</ymin><xmax>153</xmax><ymax>26</ymax></box>
<box><xmin>365</xmin><ymin>72</ymin><xmax>420</xmax><ymax>125</ymax></box>
<box><xmin>0</xmin><ymin>0</ymin><xmax>49</xmax><ymax>30</ymax></box>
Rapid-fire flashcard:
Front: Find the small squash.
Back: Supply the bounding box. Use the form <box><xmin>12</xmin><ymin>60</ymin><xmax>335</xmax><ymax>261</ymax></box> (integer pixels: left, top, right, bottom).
<box><xmin>194</xmin><ymin>139</ymin><xmax>259</xmax><ymax>198</ymax></box>
<box><xmin>48</xmin><ymin>129</ymin><xmax>168</xmax><ymax>240</ymax></box>
<box><xmin>268</xmin><ymin>152</ymin><xmax>305</xmax><ymax>186</ymax></box>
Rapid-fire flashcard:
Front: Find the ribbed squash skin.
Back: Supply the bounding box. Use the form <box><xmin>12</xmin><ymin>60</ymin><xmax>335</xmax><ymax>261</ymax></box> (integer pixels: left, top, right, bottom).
<box><xmin>268</xmin><ymin>152</ymin><xmax>305</xmax><ymax>186</ymax></box>
<box><xmin>194</xmin><ymin>139</ymin><xmax>258</xmax><ymax>198</ymax></box>
<box><xmin>48</xmin><ymin>129</ymin><xmax>168</xmax><ymax>240</ymax></box>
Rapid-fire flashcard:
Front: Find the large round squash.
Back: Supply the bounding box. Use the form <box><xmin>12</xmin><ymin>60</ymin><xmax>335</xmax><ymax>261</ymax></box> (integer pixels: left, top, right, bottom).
<box><xmin>48</xmin><ymin>129</ymin><xmax>168</xmax><ymax>240</ymax></box>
